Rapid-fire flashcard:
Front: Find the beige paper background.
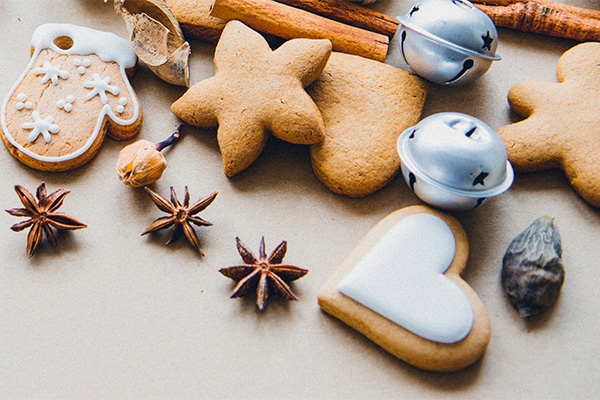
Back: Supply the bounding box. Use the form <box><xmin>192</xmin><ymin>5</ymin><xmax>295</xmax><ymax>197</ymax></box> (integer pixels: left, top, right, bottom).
<box><xmin>0</xmin><ymin>0</ymin><xmax>598</xmax><ymax>398</ymax></box>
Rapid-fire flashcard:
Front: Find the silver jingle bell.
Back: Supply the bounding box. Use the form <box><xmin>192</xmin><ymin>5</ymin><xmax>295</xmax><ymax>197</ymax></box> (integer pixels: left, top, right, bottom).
<box><xmin>397</xmin><ymin>0</ymin><xmax>501</xmax><ymax>85</ymax></box>
<box><xmin>397</xmin><ymin>112</ymin><xmax>514</xmax><ymax>211</ymax></box>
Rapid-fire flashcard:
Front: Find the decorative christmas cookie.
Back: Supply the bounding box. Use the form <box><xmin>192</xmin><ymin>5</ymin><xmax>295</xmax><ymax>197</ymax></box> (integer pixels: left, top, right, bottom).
<box><xmin>318</xmin><ymin>206</ymin><xmax>491</xmax><ymax>372</ymax></box>
<box><xmin>0</xmin><ymin>23</ymin><xmax>142</xmax><ymax>171</ymax></box>
<box><xmin>307</xmin><ymin>52</ymin><xmax>428</xmax><ymax>197</ymax></box>
<box><xmin>171</xmin><ymin>21</ymin><xmax>331</xmax><ymax>177</ymax></box>
<box><xmin>497</xmin><ymin>42</ymin><xmax>600</xmax><ymax>207</ymax></box>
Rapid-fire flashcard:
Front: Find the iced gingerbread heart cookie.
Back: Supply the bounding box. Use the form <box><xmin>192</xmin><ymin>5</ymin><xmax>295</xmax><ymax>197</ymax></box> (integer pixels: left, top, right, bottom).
<box><xmin>318</xmin><ymin>206</ymin><xmax>491</xmax><ymax>372</ymax></box>
<box><xmin>1</xmin><ymin>23</ymin><xmax>142</xmax><ymax>171</ymax></box>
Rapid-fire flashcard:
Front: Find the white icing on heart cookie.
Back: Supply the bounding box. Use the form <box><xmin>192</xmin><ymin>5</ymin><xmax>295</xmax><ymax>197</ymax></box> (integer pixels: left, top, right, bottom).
<box><xmin>337</xmin><ymin>213</ymin><xmax>474</xmax><ymax>344</ymax></box>
<box><xmin>0</xmin><ymin>23</ymin><xmax>141</xmax><ymax>170</ymax></box>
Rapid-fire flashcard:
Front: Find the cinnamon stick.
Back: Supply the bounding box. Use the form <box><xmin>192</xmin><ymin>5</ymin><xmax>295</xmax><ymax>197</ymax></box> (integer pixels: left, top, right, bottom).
<box><xmin>472</xmin><ymin>0</ymin><xmax>600</xmax><ymax>42</ymax></box>
<box><xmin>273</xmin><ymin>0</ymin><xmax>399</xmax><ymax>38</ymax></box>
<box><xmin>210</xmin><ymin>0</ymin><xmax>389</xmax><ymax>62</ymax></box>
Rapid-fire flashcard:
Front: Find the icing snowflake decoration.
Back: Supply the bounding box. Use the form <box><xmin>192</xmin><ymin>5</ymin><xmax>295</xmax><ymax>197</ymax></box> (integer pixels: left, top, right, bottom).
<box><xmin>83</xmin><ymin>73</ymin><xmax>120</xmax><ymax>104</ymax></box>
<box><xmin>22</xmin><ymin>111</ymin><xmax>60</xmax><ymax>143</ymax></box>
<box><xmin>33</xmin><ymin>61</ymin><xmax>69</xmax><ymax>85</ymax></box>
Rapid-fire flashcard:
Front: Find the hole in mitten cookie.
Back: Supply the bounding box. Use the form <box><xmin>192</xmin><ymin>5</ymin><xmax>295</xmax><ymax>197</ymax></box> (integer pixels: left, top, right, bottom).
<box><xmin>54</xmin><ymin>36</ymin><xmax>73</xmax><ymax>50</ymax></box>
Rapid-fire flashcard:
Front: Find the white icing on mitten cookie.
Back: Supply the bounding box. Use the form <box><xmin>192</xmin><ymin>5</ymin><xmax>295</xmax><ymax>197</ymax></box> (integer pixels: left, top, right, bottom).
<box><xmin>0</xmin><ymin>23</ymin><xmax>142</xmax><ymax>171</ymax></box>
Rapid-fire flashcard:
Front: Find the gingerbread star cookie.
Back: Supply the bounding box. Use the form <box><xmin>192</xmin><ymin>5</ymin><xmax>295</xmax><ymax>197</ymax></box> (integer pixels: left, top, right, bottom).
<box><xmin>171</xmin><ymin>21</ymin><xmax>332</xmax><ymax>176</ymax></box>
<box><xmin>498</xmin><ymin>42</ymin><xmax>600</xmax><ymax>207</ymax></box>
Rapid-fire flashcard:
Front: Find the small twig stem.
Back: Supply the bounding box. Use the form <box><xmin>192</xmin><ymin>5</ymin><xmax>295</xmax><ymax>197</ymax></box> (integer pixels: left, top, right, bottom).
<box><xmin>155</xmin><ymin>124</ymin><xmax>183</xmax><ymax>152</ymax></box>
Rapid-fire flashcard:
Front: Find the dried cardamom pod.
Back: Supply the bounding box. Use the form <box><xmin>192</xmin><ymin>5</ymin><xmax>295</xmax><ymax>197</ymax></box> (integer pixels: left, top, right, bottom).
<box><xmin>501</xmin><ymin>216</ymin><xmax>565</xmax><ymax>318</ymax></box>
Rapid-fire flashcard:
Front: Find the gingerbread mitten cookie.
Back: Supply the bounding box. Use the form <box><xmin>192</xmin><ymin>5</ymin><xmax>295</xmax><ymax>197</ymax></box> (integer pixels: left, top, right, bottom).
<box><xmin>498</xmin><ymin>42</ymin><xmax>600</xmax><ymax>207</ymax></box>
<box><xmin>1</xmin><ymin>23</ymin><xmax>142</xmax><ymax>171</ymax></box>
<box><xmin>171</xmin><ymin>21</ymin><xmax>331</xmax><ymax>177</ymax></box>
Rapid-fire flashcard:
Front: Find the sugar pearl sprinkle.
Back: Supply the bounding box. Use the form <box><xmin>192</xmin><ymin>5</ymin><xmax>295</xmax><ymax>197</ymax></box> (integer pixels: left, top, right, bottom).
<box><xmin>116</xmin><ymin>96</ymin><xmax>128</xmax><ymax>114</ymax></box>
<box><xmin>74</xmin><ymin>58</ymin><xmax>92</xmax><ymax>74</ymax></box>
<box><xmin>15</xmin><ymin>93</ymin><xmax>33</xmax><ymax>111</ymax></box>
<box><xmin>57</xmin><ymin>94</ymin><xmax>75</xmax><ymax>112</ymax></box>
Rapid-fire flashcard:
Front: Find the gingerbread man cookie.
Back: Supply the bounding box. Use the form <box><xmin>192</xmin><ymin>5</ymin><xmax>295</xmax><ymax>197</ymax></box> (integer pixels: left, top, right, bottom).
<box><xmin>1</xmin><ymin>23</ymin><xmax>142</xmax><ymax>171</ymax></box>
<box><xmin>498</xmin><ymin>42</ymin><xmax>600</xmax><ymax>207</ymax></box>
<box><xmin>171</xmin><ymin>21</ymin><xmax>331</xmax><ymax>177</ymax></box>
<box><xmin>318</xmin><ymin>206</ymin><xmax>491</xmax><ymax>372</ymax></box>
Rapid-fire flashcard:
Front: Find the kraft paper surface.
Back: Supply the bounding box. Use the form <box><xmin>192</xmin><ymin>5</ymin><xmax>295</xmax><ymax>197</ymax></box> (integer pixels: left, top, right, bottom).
<box><xmin>0</xmin><ymin>1</ymin><xmax>598</xmax><ymax>398</ymax></box>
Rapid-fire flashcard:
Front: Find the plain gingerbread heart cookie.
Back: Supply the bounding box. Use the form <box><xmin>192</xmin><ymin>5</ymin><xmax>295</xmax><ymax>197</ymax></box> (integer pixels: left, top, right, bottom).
<box><xmin>307</xmin><ymin>52</ymin><xmax>428</xmax><ymax>197</ymax></box>
<box><xmin>318</xmin><ymin>206</ymin><xmax>491</xmax><ymax>372</ymax></box>
<box><xmin>498</xmin><ymin>42</ymin><xmax>600</xmax><ymax>207</ymax></box>
<box><xmin>171</xmin><ymin>21</ymin><xmax>331</xmax><ymax>177</ymax></box>
<box><xmin>1</xmin><ymin>24</ymin><xmax>142</xmax><ymax>172</ymax></box>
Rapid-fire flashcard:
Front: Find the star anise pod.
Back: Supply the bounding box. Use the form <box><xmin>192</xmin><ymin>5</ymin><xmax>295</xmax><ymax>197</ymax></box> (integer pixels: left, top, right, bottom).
<box><xmin>5</xmin><ymin>183</ymin><xmax>87</xmax><ymax>257</ymax></box>
<box><xmin>141</xmin><ymin>186</ymin><xmax>217</xmax><ymax>256</ymax></box>
<box><xmin>219</xmin><ymin>237</ymin><xmax>309</xmax><ymax>310</ymax></box>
